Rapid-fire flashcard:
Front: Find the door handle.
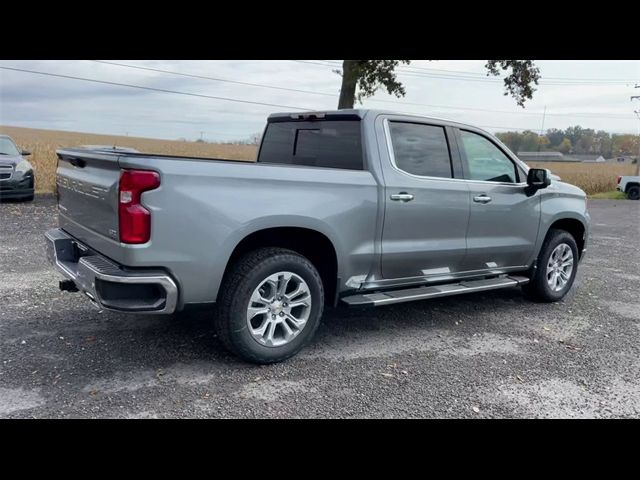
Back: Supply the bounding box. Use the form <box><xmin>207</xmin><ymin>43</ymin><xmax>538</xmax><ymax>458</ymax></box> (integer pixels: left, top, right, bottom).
<box><xmin>473</xmin><ymin>194</ymin><xmax>492</xmax><ymax>204</ymax></box>
<box><xmin>390</xmin><ymin>193</ymin><xmax>414</xmax><ymax>202</ymax></box>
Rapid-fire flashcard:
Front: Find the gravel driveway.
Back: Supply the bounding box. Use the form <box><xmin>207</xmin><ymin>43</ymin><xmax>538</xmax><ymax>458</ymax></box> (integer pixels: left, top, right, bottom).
<box><xmin>1</xmin><ymin>196</ymin><xmax>638</xmax><ymax>418</ymax></box>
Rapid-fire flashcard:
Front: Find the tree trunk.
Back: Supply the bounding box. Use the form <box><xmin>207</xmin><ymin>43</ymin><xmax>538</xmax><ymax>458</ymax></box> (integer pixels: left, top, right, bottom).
<box><xmin>337</xmin><ymin>60</ymin><xmax>358</xmax><ymax>109</ymax></box>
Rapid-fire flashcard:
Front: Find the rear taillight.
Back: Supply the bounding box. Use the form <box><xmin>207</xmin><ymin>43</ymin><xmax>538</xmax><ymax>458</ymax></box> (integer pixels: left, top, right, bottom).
<box><xmin>118</xmin><ymin>169</ymin><xmax>160</xmax><ymax>244</ymax></box>
<box><xmin>617</xmin><ymin>176</ymin><xmax>622</xmax><ymax>184</ymax></box>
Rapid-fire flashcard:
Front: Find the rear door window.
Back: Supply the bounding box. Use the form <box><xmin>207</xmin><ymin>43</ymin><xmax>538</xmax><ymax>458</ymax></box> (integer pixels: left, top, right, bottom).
<box><xmin>388</xmin><ymin>122</ymin><xmax>453</xmax><ymax>178</ymax></box>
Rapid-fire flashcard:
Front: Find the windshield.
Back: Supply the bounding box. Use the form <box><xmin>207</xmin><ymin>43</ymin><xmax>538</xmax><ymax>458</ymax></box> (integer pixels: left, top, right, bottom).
<box><xmin>0</xmin><ymin>137</ymin><xmax>21</xmax><ymax>156</ymax></box>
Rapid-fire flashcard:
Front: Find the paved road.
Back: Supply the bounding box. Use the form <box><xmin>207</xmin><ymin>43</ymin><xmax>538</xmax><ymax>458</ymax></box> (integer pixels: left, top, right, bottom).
<box><xmin>1</xmin><ymin>196</ymin><xmax>638</xmax><ymax>418</ymax></box>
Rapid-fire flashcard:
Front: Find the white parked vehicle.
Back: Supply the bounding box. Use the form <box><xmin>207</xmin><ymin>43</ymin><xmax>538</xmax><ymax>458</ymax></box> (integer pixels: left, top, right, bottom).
<box><xmin>617</xmin><ymin>175</ymin><xmax>640</xmax><ymax>200</ymax></box>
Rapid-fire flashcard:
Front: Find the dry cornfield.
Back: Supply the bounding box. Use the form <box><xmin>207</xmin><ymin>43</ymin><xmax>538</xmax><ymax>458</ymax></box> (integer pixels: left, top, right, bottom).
<box><xmin>527</xmin><ymin>162</ymin><xmax>636</xmax><ymax>195</ymax></box>
<box><xmin>1</xmin><ymin>125</ymin><xmax>636</xmax><ymax>195</ymax></box>
<box><xmin>0</xmin><ymin>125</ymin><xmax>258</xmax><ymax>193</ymax></box>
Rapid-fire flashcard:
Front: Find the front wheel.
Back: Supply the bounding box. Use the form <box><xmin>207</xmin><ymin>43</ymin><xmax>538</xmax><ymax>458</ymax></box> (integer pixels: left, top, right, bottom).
<box><xmin>215</xmin><ymin>247</ymin><xmax>324</xmax><ymax>364</ymax></box>
<box><xmin>523</xmin><ymin>229</ymin><xmax>579</xmax><ymax>302</ymax></box>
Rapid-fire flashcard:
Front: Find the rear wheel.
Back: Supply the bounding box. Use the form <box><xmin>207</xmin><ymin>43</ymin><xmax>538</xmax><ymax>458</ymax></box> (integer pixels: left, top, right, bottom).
<box><xmin>215</xmin><ymin>247</ymin><xmax>324</xmax><ymax>364</ymax></box>
<box><xmin>523</xmin><ymin>229</ymin><xmax>579</xmax><ymax>302</ymax></box>
<box><xmin>627</xmin><ymin>185</ymin><xmax>640</xmax><ymax>200</ymax></box>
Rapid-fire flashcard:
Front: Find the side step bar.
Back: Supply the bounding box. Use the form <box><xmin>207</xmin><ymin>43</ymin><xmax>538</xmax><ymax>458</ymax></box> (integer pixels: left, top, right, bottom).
<box><xmin>341</xmin><ymin>275</ymin><xmax>530</xmax><ymax>307</ymax></box>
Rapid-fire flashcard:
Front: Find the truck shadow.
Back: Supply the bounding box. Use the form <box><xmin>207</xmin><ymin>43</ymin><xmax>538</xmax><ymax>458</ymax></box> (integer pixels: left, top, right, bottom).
<box><xmin>155</xmin><ymin>286</ymin><xmax>538</xmax><ymax>362</ymax></box>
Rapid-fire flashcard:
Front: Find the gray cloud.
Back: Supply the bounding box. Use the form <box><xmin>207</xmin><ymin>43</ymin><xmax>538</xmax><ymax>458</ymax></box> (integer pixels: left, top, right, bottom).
<box><xmin>0</xmin><ymin>60</ymin><xmax>638</xmax><ymax>141</ymax></box>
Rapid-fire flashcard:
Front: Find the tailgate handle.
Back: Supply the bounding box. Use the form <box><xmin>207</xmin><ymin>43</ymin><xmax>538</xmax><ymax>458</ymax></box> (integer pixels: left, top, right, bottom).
<box><xmin>68</xmin><ymin>157</ymin><xmax>86</xmax><ymax>168</ymax></box>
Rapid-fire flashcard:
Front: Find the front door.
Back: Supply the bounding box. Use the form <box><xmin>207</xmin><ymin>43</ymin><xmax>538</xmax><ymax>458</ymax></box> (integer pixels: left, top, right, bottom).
<box><xmin>455</xmin><ymin>128</ymin><xmax>541</xmax><ymax>272</ymax></box>
<box><xmin>380</xmin><ymin>120</ymin><xmax>470</xmax><ymax>280</ymax></box>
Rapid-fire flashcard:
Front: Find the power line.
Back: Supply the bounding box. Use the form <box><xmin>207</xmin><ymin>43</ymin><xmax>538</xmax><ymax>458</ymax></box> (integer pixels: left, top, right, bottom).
<box><xmin>310</xmin><ymin>60</ymin><xmax>639</xmax><ymax>84</ymax></box>
<box><xmin>94</xmin><ymin>60</ymin><xmax>634</xmax><ymax>120</ymax></box>
<box><xmin>294</xmin><ymin>60</ymin><xmax>637</xmax><ymax>86</ymax></box>
<box><xmin>91</xmin><ymin>60</ymin><xmax>338</xmax><ymax>98</ymax></box>
<box><xmin>0</xmin><ymin>65</ymin><xmax>315</xmax><ymax>111</ymax></box>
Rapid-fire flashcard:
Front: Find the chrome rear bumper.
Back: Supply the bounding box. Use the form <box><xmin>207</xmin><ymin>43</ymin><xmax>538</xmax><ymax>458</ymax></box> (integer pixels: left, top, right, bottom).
<box><xmin>45</xmin><ymin>228</ymin><xmax>178</xmax><ymax>314</ymax></box>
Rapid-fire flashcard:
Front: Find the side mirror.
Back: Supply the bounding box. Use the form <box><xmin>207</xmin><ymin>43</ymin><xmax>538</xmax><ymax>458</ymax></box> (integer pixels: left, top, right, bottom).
<box><xmin>21</xmin><ymin>149</ymin><xmax>31</xmax><ymax>156</ymax></box>
<box><xmin>527</xmin><ymin>168</ymin><xmax>551</xmax><ymax>190</ymax></box>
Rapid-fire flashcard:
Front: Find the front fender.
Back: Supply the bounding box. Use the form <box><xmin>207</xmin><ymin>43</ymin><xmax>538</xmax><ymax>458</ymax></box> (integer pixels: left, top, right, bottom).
<box><xmin>530</xmin><ymin>184</ymin><xmax>589</xmax><ymax>263</ymax></box>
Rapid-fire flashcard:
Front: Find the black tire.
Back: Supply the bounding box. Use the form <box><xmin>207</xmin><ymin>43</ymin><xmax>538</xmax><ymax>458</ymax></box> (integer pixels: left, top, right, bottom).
<box><xmin>522</xmin><ymin>229</ymin><xmax>579</xmax><ymax>302</ymax></box>
<box><xmin>215</xmin><ymin>247</ymin><xmax>324</xmax><ymax>364</ymax></box>
<box><xmin>627</xmin><ymin>185</ymin><xmax>640</xmax><ymax>200</ymax></box>
<box><xmin>23</xmin><ymin>193</ymin><xmax>34</xmax><ymax>202</ymax></box>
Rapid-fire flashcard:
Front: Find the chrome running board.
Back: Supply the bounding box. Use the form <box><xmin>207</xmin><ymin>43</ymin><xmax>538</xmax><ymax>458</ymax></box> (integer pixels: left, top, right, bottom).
<box><xmin>341</xmin><ymin>275</ymin><xmax>530</xmax><ymax>307</ymax></box>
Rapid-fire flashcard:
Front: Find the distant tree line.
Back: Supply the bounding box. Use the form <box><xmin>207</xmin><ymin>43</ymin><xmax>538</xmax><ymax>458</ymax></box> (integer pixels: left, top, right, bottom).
<box><xmin>496</xmin><ymin>126</ymin><xmax>639</xmax><ymax>158</ymax></box>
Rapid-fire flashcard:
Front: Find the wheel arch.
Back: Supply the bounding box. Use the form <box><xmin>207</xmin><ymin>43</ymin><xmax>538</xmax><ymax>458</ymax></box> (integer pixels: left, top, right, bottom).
<box><xmin>219</xmin><ymin>225</ymin><xmax>340</xmax><ymax>305</ymax></box>
<box><xmin>625</xmin><ymin>182</ymin><xmax>639</xmax><ymax>193</ymax></box>
<box><xmin>545</xmin><ymin>217</ymin><xmax>587</xmax><ymax>259</ymax></box>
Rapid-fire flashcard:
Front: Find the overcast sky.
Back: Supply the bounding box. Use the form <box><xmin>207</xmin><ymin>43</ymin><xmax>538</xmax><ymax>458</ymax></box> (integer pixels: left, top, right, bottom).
<box><xmin>0</xmin><ymin>60</ymin><xmax>638</xmax><ymax>141</ymax></box>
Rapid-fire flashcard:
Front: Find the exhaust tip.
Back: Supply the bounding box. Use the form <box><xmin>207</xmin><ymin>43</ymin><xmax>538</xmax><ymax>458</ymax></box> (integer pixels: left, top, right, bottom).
<box><xmin>59</xmin><ymin>279</ymin><xmax>79</xmax><ymax>292</ymax></box>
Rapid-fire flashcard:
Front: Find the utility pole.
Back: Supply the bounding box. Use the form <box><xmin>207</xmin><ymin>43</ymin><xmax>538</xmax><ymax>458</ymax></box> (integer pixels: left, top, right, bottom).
<box><xmin>633</xmin><ymin>85</ymin><xmax>640</xmax><ymax>175</ymax></box>
<box><xmin>539</xmin><ymin>105</ymin><xmax>547</xmax><ymax>136</ymax></box>
<box><xmin>200</xmin><ymin>131</ymin><xmax>204</xmax><ymax>142</ymax></box>
<box><xmin>537</xmin><ymin>105</ymin><xmax>547</xmax><ymax>152</ymax></box>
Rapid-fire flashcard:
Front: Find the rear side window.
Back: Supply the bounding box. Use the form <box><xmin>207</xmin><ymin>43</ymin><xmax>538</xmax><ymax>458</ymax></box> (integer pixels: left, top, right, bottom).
<box><xmin>388</xmin><ymin>122</ymin><xmax>452</xmax><ymax>178</ymax></box>
<box><xmin>258</xmin><ymin>121</ymin><xmax>363</xmax><ymax>170</ymax></box>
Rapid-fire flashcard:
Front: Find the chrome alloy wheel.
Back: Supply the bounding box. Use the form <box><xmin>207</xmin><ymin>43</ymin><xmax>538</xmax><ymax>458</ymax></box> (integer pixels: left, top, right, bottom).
<box><xmin>246</xmin><ymin>271</ymin><xmax>312</xmax><ymax>347</ymax></box>
<box><xmin>546</xmin><ymin>243</ymin><xmax>574</xmax><ymax>292</ymax></box>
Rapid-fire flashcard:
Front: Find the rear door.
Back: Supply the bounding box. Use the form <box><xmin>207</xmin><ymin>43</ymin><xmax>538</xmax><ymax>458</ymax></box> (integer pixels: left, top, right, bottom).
<box><xmin>455</xmin><ymin>129</ymin><xmax>540</xmax><ymax>272</ymax></box>
<box><xmin>380</xmin><ymin>119</ymin><xmax>470</xmax><ymax>280</ymax></box>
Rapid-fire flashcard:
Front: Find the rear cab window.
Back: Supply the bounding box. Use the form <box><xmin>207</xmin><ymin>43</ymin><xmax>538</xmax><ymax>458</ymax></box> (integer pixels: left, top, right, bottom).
<box><xmin>258</xmin><ymin>120</ymin><xmax>363</xmax><ymax>170</ymax></box>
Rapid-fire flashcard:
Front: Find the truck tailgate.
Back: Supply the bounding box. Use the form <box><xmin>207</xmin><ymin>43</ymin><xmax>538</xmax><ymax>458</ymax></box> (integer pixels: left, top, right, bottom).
<box><xmin>56</xmin><ymin>149</ymin><xmax>121</xmax><ymax>241</ymax></box>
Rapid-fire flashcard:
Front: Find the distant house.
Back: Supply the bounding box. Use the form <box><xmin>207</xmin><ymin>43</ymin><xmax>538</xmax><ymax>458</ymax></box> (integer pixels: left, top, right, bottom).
<box><xmin>582</xmin><ymin>155</ymin><xmax>606</xmax><ymax>163</ymax></box>
<box><xmin>517</xmin><ymin>151</ymin><xmax>578</xmax><ymax>162</ymax></box>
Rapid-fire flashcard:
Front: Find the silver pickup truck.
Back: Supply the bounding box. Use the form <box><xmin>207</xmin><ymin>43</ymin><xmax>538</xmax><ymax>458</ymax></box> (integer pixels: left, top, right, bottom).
<box><xmin>46</xmin><ymin>110</ymin><xmax>590</xmax><ymax>363</ymax></box>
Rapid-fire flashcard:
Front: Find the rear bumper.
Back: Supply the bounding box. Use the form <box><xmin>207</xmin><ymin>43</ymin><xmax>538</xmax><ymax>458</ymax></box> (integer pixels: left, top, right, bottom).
<box><xmin>45</xmin><ymin>228</ymin><xmax>178</xmax><ymax>314</ymax></box>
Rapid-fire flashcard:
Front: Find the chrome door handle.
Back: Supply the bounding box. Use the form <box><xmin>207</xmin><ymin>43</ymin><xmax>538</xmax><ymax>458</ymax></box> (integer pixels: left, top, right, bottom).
<box><xmin>390</xmin><ymin>193</ymin><xmax>414</xmax><ymax>202</ymax></box>
<box><xmin>473</xmin><ymin>195</ymin><xmax>492</xmax><ymax>204</ymax></box>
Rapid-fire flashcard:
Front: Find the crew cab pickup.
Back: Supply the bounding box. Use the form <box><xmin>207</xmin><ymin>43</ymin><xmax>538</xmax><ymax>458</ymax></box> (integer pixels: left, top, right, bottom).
<box><xmin>46</xmin><ymin>110</ymin><xmax>590</xmax><ymax>363</ymax></box>
<box><xmin>616</xmin><ymin>174</ymin><xmax>640</xmax><ymax>200</ymax></box>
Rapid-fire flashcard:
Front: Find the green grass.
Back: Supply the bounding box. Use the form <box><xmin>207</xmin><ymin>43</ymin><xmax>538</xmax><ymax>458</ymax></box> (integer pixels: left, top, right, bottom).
<box><xmin>588</xmin><ymin>191</ymin><xmax>626</xmax><ymax>200</ymax></box>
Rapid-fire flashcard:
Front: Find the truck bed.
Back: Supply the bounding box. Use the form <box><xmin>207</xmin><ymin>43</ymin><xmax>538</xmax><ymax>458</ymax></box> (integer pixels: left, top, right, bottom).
<box><xmin>55</xmin><ymin>147</ymin><xmax>379</xmax><ymax>308</ymax></box>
